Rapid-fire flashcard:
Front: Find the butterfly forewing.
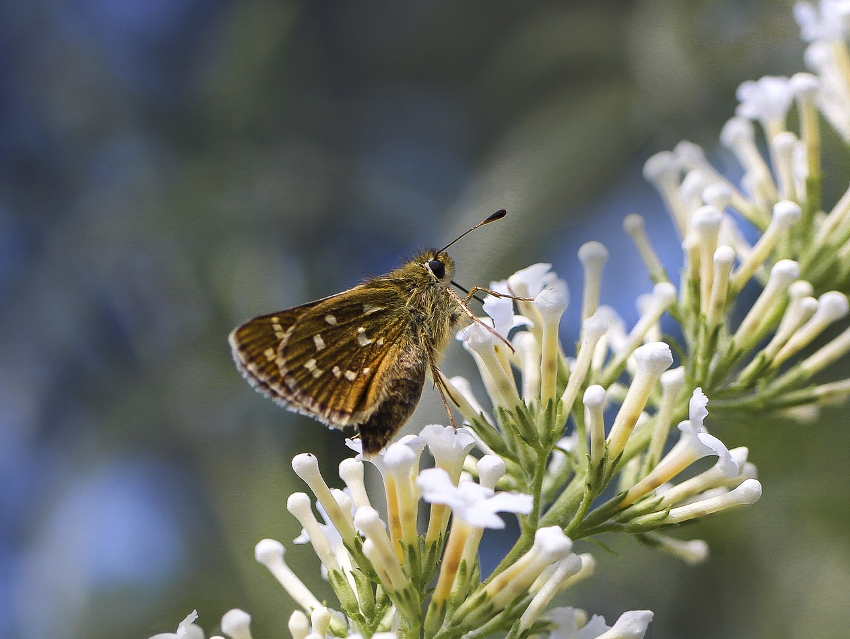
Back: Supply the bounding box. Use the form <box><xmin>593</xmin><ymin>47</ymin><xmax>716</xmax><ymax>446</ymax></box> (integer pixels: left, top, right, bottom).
<box><xmin>229</xmin><ymin>303</ymin><xmax>322</xmax><ymax>408</ymax></box>
<box><xmin>278</xmin><ymin>285</ymin><xmax>415</xmax><ymax>425</ymax></box>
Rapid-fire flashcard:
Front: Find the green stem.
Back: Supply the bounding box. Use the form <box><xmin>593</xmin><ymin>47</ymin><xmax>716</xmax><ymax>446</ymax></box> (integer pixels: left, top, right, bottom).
<box><xmin>538</xmin><ymin>470</ymin><xmax>587</xmax><ymax>528</ymax></box>
<box><xmin>563</xmin><ymin>466</ymin><xmax>600</xmax><ymax>537</ymax></box>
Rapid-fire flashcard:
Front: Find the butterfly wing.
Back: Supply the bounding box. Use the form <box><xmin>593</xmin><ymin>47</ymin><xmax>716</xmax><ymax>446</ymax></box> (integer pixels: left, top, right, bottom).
<box><xmin>229</xmin><ymin>298</ymin><xmax>327</xmax><ymax>408</ymax></box>
<box><xmin>277</xmin><ymin>284</ymin><xmax>424</xmax><ymax>429</ymax></box>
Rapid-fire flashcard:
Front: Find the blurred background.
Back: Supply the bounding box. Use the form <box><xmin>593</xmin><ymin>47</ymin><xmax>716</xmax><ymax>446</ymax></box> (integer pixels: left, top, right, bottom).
<box><xmin>2</xmin><ymin>0</ymin><xmax>848</xmax><ymax>637</ymax></box>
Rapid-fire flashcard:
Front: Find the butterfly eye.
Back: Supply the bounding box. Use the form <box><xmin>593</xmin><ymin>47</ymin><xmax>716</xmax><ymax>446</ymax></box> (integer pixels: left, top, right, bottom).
<box><xmin>428</xmin><ymin>258</ymin><xmax>446</xmax><ymax>279</ymax></box>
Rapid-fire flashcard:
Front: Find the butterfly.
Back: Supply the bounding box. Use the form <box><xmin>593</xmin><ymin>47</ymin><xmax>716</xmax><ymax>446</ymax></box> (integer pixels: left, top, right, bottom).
<box><xmin>229</xmin><ymin>209</ymin><xmax>508</xmax><ymax>455</ymax></box>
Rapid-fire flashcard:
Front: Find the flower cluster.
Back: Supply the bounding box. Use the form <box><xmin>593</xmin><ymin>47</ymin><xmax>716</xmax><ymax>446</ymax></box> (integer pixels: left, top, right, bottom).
<box><xmin>151</xmin><ymin>3</ymin><xmax>850</xmax><ymax>639</ymax></box>
<box><xmin>153</xmin><ymin>249</ymin><xmax>765</xmax><ymax>639</ymax></box>
<box><xmin>250</xmin><ymin>424</ymin><xmax>648</xmax><ymax>639</ymax></box>
<box><xmin>634</xmin><ymin>1</ymin><xmax>850</xmax><ymax>417</ymax></box>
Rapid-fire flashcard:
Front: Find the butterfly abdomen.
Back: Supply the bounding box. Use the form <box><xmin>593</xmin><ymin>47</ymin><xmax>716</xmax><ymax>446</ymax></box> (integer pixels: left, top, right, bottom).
<box><xmin>356</xmin><ymin>346</ymin><xmax>427</xmax><ymax>455</ymax></box>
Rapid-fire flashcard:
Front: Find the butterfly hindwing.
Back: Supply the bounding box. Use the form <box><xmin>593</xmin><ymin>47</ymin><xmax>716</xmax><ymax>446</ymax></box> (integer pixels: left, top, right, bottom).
<box><xmin>355</xmin><ymin>345</ymin><xmax>427</xmax><ymax>454</ymax></box>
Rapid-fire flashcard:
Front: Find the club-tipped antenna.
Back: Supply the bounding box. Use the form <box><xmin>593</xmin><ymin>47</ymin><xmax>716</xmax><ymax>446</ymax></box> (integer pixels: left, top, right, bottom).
<box><xmin>437</xmin><ymin>208</ymin><xmax>506</xmax><ymax>254</ymax></box>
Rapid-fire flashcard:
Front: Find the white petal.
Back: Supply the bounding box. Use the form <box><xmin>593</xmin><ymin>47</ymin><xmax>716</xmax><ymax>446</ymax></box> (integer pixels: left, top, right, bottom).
<box><xmin>417</xmin><ymin>468</ymin><xmax>462</xmax><ymax>505</ymax></box>
<box><xmin>735</xmin><ymin>76</ymin><xmax>793</xmax><ymax>122</ymax></box>
<box><xmin>484</xmin><ymin>491</ymin><xmax>534</xmax><ymax>517</ymax></box>
<box><xmin>483</xmin><ymin>294</ymin><xmax>529</xmax><ymax>337</ymax></box>
<box><xmin>149</xmin><ymin>611</ymin><xmax>202</xmax><ymax>639</ymax></box>
<box><xmin>344</xmin><ymin>438</ymin><xmax>363</xmax><ymax>455</ymax></box>
<box><xmin>696</xmin><ymin>432</ymin><xmax>739</xmax><ymax>476</ymax></box>
<box><xmin>419</xmin><ymin>424</ymin><xmax>475</xmax><ymax>461</ymax></box>
<box><xmin>600</xmin><ymin>610</ymin><xmax>653</xmax><ymax>639</ymax></box>
<box><xmin>461</xmin><ymin>506</ymin><xmax>510</xmax><ymax>529</ymax></box>
<box><xmin>688</xmin><ymin>388</ymin><xmax>709</xmax><ymax>427</ymax></box>
<box><xmin>578</xmin><ymin>615</ymin><xmax>611</xmax><ymax>639</ymax></box>
<box><xmin>548</xmin><ymin>607</ymin><xmax>582</xmax><ymax>639</ymax></box>
<box><xmin>508</xmin><ymin>263</ymin><xmax>562</xmax><ymax>298</ymax></box>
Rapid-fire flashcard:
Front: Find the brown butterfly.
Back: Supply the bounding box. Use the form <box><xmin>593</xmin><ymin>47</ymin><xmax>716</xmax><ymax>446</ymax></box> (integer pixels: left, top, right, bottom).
<box><xmin>228</xmin><ymin>210</ymin><xmax>508</xmax><ymax>455</ymax></box>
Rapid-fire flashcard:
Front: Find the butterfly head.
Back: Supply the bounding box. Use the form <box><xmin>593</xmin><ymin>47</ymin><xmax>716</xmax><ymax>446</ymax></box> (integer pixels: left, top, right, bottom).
<box><xmin>421</xmin><ymin>249</ymin><xmax>455</xmax><ymax>285</ymax></box>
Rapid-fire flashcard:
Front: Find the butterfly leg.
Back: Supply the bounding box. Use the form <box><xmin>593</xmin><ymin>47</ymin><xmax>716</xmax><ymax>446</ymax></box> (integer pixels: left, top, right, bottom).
<box><xmin>428</xmin><ymin>358</ymin><xmax>459</xmax><ymax>431</ymax></box>
<box><xmin>445</xmin><ymin>287</ymin><xmax>515</xmax><ymax>353</ymax></box>
<box><xmin>463</xmin><ymin>286</ymin><xmax>532</xmax><ymax>303</ymax></box>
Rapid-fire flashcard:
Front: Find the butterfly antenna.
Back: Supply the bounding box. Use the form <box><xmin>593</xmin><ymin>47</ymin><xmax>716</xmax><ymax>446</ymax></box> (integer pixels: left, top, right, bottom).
<box><xmin>437</xmin><ymin>209</ymin><xmax>506</xmax><ymax>254</ymax></box>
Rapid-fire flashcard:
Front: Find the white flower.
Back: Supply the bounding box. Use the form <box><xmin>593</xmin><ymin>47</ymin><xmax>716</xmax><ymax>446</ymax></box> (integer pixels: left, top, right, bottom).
<box><xmin>416</xmin><ymin>467</ymin><xmax>532</xmax><ymax>528</ymax></box>
<box><xmin>674</xmin><ymin>420</ymin><xmax>736</xmax><ymax>472</ymax></box>
<box><xmin>735</xmin><ymin>76</ymin><xmax>794</xmax><ymax>126</ymax></box>
<box><xmin>148</xmin><ymin>610</ymin><xmax>204</xmax><ymax>639</ymax></box>
<box><xmin>254</xmin><ymin>539</ymin><xmax>322</xmax><ymax>613</ymax></box>
<box><xmin>658</xmin><ymin>479</ymin><xmax>763</xmax><ymax>524</ymax></box>
<box><xmin>455</xmin><ymin>283</ymin><xmax>531</xmax><ymax>343</ymax></box>
<box><xmin>620</xmin><ymin>389</ymin><xmax>738</xmax><ymax>508</ymax></box>
<box><xmin>606</xmin><ymin>343</ymin><xmax>674</xmax><ymax>460</ymax></box>
<box><xmin>459</xmin><ymin>321</ymin><xmax>523</xmax><ymax>408</ymax></box>
<box><xmin>795</xmin><ymin>0</ymin><xmax>850</xmax><ymax>41</ymax></box>
<box><xmin>338</xmin><ymin>457</ymin><xmax>370</xmax><ymax>510</ymax></box>
<box><xmin>476</xmin><ymin>454</ymin><xmax>507</xmax><ymax>489</ymax></box>
<box><xmin>354</xmin><ymin>506</ymin><xmax>409</xmax><ymax>591</ymax></box>
<box><xmin>346</xmin><ymin>435</ymin><xmax>424</xmax><ymax>475</ymax></box>
<box><xmin>383</xmin><ymin>440</ymin><xmax>419</xmax><ymax>473</ymax></box>
<box><xmin>649</xmin><ymin>397</ymin><xmax>738</xmax><ymax>481</ymax></box>
<box><xmin>288</xmin><ymin>610</ymin><xmax>310</xmax><ymax>639</ymax></box>
<box><xmin>293</xmin><ymin>498</ymin><xmax>343</xmax><ymax>552</ymax></box>
<box><xmin>647</xmin><ymin>534</ymin><xmax>710</xmax><ymax>566</ymax></box>
<box><xmin>547</xmin><ymin>607</ymin><xmax>613</xmax><ymax>639</ymax></box>
<box><xmin>548</xmin><ymin>607</ymin><xmax>653</xmax><ymax>639</ymax></box>
<box><xmin>291</xmin><ymin>453</ymin><xmax>358</xmax><ymax>548</ymax></box>
<box><xmin>487</xmin><ymin>294</ymin><xmax>532</xmax><ymax>336</ymax></box>
<box><xmin>457</xmin><ymin>318</ymin><xmax>498</xmax><ymax>347</ymax></box>
<box><xmin>804</xmin><ymin>41</ymin><xmax>850</xmax><ymax>140</ymax></box>
<box><xmin>678</xmin><ymin>389</ymin><xmax>738</xmax><ymax>476</ymax></box>
<box><xmin>536</xmin><ymin>287</ymin><xmax>569</xmax><ymax>322</ymax></box>
<box><xmin>653</xmin><ymin>446</ymin><xmax>756</xmax><ymax>509</ymax></box>
<box><xmin>344</xmin><ymin>438</ymin><xmax>363</xmax><ymax>456</ymax></box>
<box><xmin>596</xmin><ymin>610</ymin><xmax>654</xmax><ymax>639</ymax></box>
<box><xmin>507</xmin><ymin>262</ymin><xmax>567</xmax><ymax>298</ymax></box>
<box><xmin>287</xmin><ymin>493</ymin><xmax>341</xmax><ymax>572</ymax></box>
<box><xmin>594</xmin><ymin>305</ymin><xmax>628</xmax><ymax>354</ymax></box>
<box><xmin>485</xmin><ymin>281</ymin><xmax>533</xmax><ymax>334</ymax></box>
<box><xmin>220</xmin><ymin>609</ymin><xmax>252</xmax><ymax>639</ymax></box>
<box><xmin>419</xmin><ymin>424</ymin><xmax>476</xmax><ymax>478</ymax></box>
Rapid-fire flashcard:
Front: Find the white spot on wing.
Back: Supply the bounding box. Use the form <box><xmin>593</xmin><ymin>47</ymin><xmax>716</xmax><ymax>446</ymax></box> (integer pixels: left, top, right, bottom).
<box><xmin>264</xmin><ymin>348</ymin><xmax>275</xmax><ymax>361</ymax></box>
<box><xmin>363</xmin><ymin>304</ymin><xmax>384</xmax><ymax>314</ymax></box>
<box><xmin>344</xmin><ymin>370</ymin><xmax>357</xmax><ymax>380</ymax></box>
<box><xmin>313</xmin><ymin>334</ymin><xmax>326</xmax><ymax>350</ymax></box>
<box><xmin>304</xmin><ymin>358</ymin><xmax>322</xmax><ymax>378</ymax></box>
<box><xmin>356</xmin><ymin>327</ymin><xmax>373</xmax><ymax>346</ymax></box>
<box><xmin>377</xmin><ymin>337</ymin><xmax>385</xmax><ymax>346</ymax></box>
<box><xmin>325</xmin><ymin>315</ymin><xmax>337</xmax><ymax>325</ymax></box>
<box><xmin>332</xmin><ymin>366</ymin><xmax>341</xmax><ymax>378</ymax></box>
